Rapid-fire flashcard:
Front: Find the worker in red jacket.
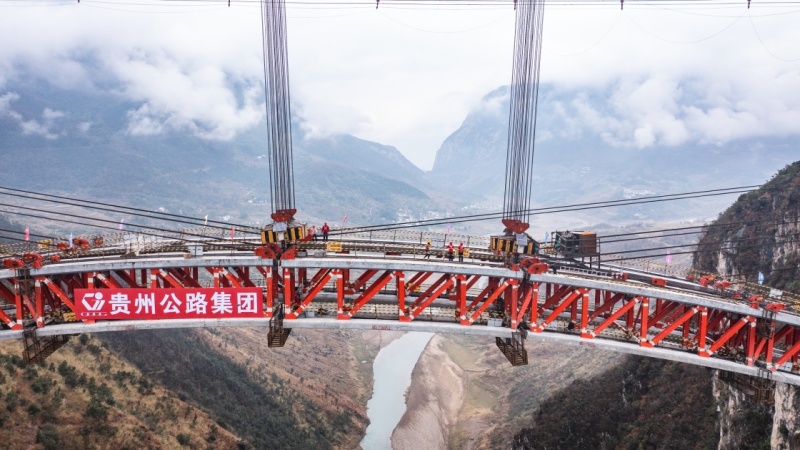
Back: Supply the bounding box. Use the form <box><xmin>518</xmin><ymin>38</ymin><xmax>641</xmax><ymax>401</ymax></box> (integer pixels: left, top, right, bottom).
<box><xmin>458</xmin><ymin>242</ymin><xmax>465</xmax><ymax>262</ymax></box>
<box><xmin>447</xmin><ymin>241</ymin><xmax>454</xmax><ymax>261</ymax></box>
<box><xmin>321</xmin><ymin>222</ymin><xmax>330</xmax><ymax>242</ymax></box>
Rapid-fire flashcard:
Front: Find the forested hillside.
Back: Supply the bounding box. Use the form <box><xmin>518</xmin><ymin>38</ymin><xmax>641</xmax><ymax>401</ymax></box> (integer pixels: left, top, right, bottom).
<box><xmin>0</xmin><ymin>327</ymin><xmax>372</xmax><ymax>449</ymax></box>
<box><xmin>101</xmin><ymin>328</ymin><xmax>370</xmax><ymax>449</ymax></box>
<box><xmin>694</xmin><ymin>160</ymin><xmax>800</xmax><ymax>293</ymax></box>
<box><xmin>509</xmin><ymin>161</ymin><xmax>800</xmax><ymax>450</ymax></box>
<box><xmin>0</xmin><ymin>335</ymin><xmax>243</xmax><ymax>449</ymax></box>
<box><xmin>693</xmin><ymin>159</ymin><xmax>800</xmax><ymax>449</ymax></box>
<box><xmin>510</xmin><ymin>356</ymin><xmax>718</xmax><ymax>449</ymax></box>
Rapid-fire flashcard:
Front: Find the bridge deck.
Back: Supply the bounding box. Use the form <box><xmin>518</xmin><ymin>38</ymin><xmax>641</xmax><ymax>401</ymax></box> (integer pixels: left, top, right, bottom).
<box><xmin>1</xmin><ymin>238</ymin><xmax>798</xmax><ymax>386</ymax></box>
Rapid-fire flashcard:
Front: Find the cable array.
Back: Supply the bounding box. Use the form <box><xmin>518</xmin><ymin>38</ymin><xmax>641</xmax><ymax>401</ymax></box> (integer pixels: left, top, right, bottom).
<box><xmin>261</xmin><ymin>0</ymin><xmax>296</xmax><ymax>218</ymax></box>
<box><xmin>503</xmin><ymin>0</ymin><xmax>545</xmax><ymax>229</ymax></box>
<box><xmin>339</xmin><ymin>185</ymin><xmax>758</xmax><ymax>234</ymax></box>
<box><xmin>0</xmin><ymin>184</ymin><xmax>758</xmax><ymax>241</ymax></box>
<box><xmin>0</xmin><ymin>186</ymin><xmax>259</xmax><ymax>234</ymax></box>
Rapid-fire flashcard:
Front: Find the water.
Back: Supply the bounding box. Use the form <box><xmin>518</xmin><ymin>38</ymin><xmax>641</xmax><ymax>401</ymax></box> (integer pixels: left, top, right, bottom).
<box><xmin>360</xmin><ymin>332</ymin><xmax>434</xmax><ymax>450</ymax></box>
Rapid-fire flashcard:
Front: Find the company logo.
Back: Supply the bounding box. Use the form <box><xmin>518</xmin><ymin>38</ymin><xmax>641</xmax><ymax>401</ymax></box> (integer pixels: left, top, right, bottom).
<box><xmin>80</xmin><ymin>292</ymin><xmax>107</xmax><ymax>317</ymax></box>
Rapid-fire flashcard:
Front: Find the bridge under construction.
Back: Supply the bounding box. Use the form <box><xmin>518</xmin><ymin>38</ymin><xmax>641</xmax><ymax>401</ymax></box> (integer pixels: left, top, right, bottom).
<box><xmin>0</xmin><ymin>0</ymin><xmax>798</xmax><ymax>392</ymax></box>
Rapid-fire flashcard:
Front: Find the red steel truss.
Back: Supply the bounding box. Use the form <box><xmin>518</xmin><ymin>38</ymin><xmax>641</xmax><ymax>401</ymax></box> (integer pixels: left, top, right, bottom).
<box><xmin>1</xmin><ymin>262</ymin><xmax>799</xmax><ymax>376</ymax></box>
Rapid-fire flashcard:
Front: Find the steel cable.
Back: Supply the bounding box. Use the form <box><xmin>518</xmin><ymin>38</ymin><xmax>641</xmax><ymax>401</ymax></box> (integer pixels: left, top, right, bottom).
<box><xmin>503</xmin><ymin>0</ymin><xmax>545</xmax><ymax>228</ymax></box>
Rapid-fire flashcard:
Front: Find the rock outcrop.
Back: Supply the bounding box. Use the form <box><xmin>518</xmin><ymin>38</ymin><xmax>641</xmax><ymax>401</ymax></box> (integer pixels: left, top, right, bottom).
<box><xmin>694</xmin><ymin>160</ymin><xmax>800</xmax><ymax>449</ymax></box>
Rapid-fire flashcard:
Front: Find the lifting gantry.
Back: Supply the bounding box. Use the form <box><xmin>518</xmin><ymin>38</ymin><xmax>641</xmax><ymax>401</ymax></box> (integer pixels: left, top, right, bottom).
<box><xmin>255</xmin><ymin>0</ymin><xmax>306</xmax><ymax>265</ymax></box>
<box><xmin>489</xmin><ymin>0</ymin><xmax>546</xmax><ymax>269</ymax></box>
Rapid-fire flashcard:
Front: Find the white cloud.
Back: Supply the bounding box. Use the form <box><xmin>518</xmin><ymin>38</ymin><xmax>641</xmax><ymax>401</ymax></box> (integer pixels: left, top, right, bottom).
<box><xmin>0</xmin><ymin>92</ymin><xmax>20</xmax><ymax>117</ymax></box>
<box><xmin>0</xmin><ymin>2</ymin><xmax>797</xmax><ymax>167</ymax></box>
<box><xmin>42</xmin><ymin>108</ymin><xmax>64</xmax><ymax>121</ymax></box>
<box><xmin>0</xmin><ymin>91</ymin><xmax>63</xmax><ymax>139</ymax></box>
<box><xmin>109</xmin><ymin>51</ymin><xmax>264</xmax><ymax>139</ymax></box>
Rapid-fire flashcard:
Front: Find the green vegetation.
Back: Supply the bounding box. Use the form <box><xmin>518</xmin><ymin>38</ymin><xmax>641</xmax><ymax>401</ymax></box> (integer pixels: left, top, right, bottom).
<box><xmin>728</xmin><ymin>404</ymin><xmax>773</xmax><ymax>450</ymax></box>
<box><xmin>101</xmin><ymin>329</ymin><xmax>346</xmax><ymax>449</ymax></box>
<box><xmin>36</xmin><ymin>423</ymin><xmax>60</xmax><ymax>450</ymax></box>
<box><xmin>511</xmin><ymin>356</ymin><xmax>718</xmax><ymax>449</ymax></box>
<box><xmin>694</xmin><ymin>160</ymin><xmax>800</xmax><ymax>292</ymax></box>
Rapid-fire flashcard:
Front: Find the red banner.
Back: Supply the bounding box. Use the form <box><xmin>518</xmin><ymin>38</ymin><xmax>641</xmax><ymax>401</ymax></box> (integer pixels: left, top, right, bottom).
<box><xmin>74</xmin><ymin>288</ymin><xmax>264</xmax><ymax>320</ymax></box>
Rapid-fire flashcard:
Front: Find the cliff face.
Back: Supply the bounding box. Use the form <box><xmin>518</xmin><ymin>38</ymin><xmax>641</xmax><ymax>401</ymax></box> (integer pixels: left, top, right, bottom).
<box><xmin>713</xmin><ymin>374</ymin><xmax>774</xmax><ymax>449</ymax></box>
<box><xmin>693</xmin><ymin>160</ymin><xmax>800</xmax><ymax>291</ymax></box>
<box><xmin>694</xmin><ymin>160</ymin><xmax>800</xmax><ymax>449</ymax></box>
<box><xmin>772</xmin><ymin>382</ymin><xmax>800</xmax><ymax>448</ymax></box>
<box><xmin>511</xmin><ymin>356</ymin><xmax>718</xmax><ymax>450</ymax></box>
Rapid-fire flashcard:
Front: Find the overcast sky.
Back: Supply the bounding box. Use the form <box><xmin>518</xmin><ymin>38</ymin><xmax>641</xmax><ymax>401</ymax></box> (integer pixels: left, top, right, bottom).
<box><xmin>0</xmin><ymin>0</ymin><xmax>798</xmax><ymax>170</ymax></box>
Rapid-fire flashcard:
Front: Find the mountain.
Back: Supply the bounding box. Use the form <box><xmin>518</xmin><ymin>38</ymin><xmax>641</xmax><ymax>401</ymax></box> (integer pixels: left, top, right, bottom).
<box><xmin>5</xmin><ymin>75</ymin><xmax>797</xmax><ymax>234</ymax></box>
<box><xmin>429</xmin><ymin>86</ymin><xmax>799</xmax><ymax>226</ymax></box>
<box><xmin>0</xmin><ymin>327</ymin><xmax>374</xmax><ymax>449</ymax></box>
<box><xmin>694</xmin><ymin>160</ymin><xmax>800</xmax><ymax>291</ymax></box>
<box><xmin>0</xmin><ymin>334</ymin><xmax>245</xmax><ymax>449</ymax></box>
<box><xmin>511</xmin><ymin>356</ymin><xmax>718</xmax><ymax>450</ymax></box>
<box><xmin>692</xmin><ymin>160</ymin><xmax>800</xmax><ymax>449</ymax></box>
<box><xmin>0</xmin><ymin>75</ymin><xmax>434</xmax><ymax>227</ymax></box>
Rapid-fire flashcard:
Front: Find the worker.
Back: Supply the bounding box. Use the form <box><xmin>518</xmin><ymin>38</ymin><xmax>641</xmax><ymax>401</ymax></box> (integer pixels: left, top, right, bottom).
<box><xmin>321</xmin><ymin>222</ymin><xmax>330</xmax><ymax>242</ymax></box>
<box><xmin>447</xmin><ymin>241</ymin><xmax>454</xmax><ymax>261</ymax></box>
<box><xmin>308</xmin><ymin>225</ymin><xmax>318</xmax><ymax>241</ymax></box>
<box><xmin>457</xmin><ymin>242</ymin><xmax>465</xmax><ymax>262</ymax></box>
<box><xmin>423</xmin><ymin>239</ymin><xmax>431</xmax><ymax>259</ymax></box>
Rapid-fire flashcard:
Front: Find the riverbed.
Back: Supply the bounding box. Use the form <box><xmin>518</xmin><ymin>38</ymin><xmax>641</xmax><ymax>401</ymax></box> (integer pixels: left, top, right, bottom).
<box><xmin>360</xmin><ymin>332</ymin><xmax>434</xmax><ymax>450</ymax></box>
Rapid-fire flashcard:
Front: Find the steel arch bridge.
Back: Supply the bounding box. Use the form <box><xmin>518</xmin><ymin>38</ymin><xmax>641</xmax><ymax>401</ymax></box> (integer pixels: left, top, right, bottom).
<box><xmin>1</xmin><ymin>230</ymin><xmax>799</xmax><ymax>387</ymax></box>
<box><xmin>1</xmin><ymin>0</ymin><xmax>798</xmax><ymax>394</ymax></box>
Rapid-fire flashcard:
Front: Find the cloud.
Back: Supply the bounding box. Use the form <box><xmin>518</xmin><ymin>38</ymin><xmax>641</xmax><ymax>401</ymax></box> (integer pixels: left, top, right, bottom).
<box><xmin>0</xmin><ymin>3</ymin><xmax>798</xmax><ymax>167</ymax></box>
<box><xmin>551</xmin><ymin>69</ymin><xmax>799</xmax><ymax>149</ymax></box>
<box><xmin>0</xmin><ymin>91</ymin><xmax>63</xmax><ymax>139</ymax></box>
<box><xmin>108</xmin><ymin>50</ymin><xmax>265</xmax><ymax>140</ymax></box>
<box><xmin>0</xmin><ymin>92</ymin><xmax>19</xmax><ymax>116</ymax></box>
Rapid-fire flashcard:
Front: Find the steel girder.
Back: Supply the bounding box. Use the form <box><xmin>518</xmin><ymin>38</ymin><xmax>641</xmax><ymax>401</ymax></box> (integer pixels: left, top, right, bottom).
<box><xmin>0</xmin><ymin>261</ymin><xmax>798</xmax><ymax>379</ymax></box>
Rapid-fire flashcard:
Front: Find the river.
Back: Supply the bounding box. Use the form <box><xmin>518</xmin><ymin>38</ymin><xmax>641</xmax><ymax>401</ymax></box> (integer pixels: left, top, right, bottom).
<box><xmin>359</xmin><ymin>332</ymin><xmax>434</xmax><ymax>450</ymax></box>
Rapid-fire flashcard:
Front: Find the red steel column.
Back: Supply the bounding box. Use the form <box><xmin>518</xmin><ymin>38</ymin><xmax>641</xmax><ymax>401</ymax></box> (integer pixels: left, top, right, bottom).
<box><xmin>34</xmin><ymin>277</ymin><xmax>44</xmax><ymax>328</ymax></box>
<box><xmin>530</xmin><ymin>282</ymin><xmax>541</xmax><ymax>332</ymax></box>
<box><xmin>639</xmin><ymin>297</ymin><xmax>649</xmax><ymax>346</ymax></box>
<box><xmin>396</xmin><ymin>271</ymin><xmax>406</xmax><ymax>320</ymax></box>
<box><xmin>455</xmin><ymin>274</ymin><xmax>466</xmax><ymax>324</ymax></box>
<box><xmin>626</xmin><ymin>300</ymin><xmax>636</xmax><ymax>329</ymax></box>
<box><xmin>697</xmin><ymin>307</ymin><xmax>708</xmax><ymax>356</ymax></box>
<box><xmin>265</xmin><ymin>266</ymin><xmax>274</xmax><ymax>318</ymax></box>
<box><xmin>746</xmin><ymin>319</ymin><xmax>757</xmax><ymax>366</ymax></box>
<box><xmin>508</xmin><ymin>279</ymin><xmax>519</xmax><ymax>329</ymax></box>
<box><xmin>580</xmin><ymin>289</ymin><xmax>590</xmax><ymax>338</ymax></box>
<box><xmin>336</xmin><ymin>269</ymin><xmax>346</xmax><ymax>319</ymax></box>
<box><xmin>342</xmin><ymin>269</ymin><xmax>351</xmax><ymax>291</ymax></box>
<box><xmin>283</xmin><ymin>268</ymin><xmax>294</xmax><ymax>312</ymax></box>
<box><xmin>13</xmin><ymin>278</ymin><xmax>23</xmax><ymax>330</ymax></box>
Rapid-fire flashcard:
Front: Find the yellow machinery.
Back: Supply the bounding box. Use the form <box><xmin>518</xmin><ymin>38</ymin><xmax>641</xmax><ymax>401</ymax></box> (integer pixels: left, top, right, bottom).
<box><xmin>490</xmin><ymin>234</ymin><xmax>539</xmax><ymax>255</ymax></box>
<box><xmin>261</xmin><ymin>220</ymin><xmax>307</xmax><ymax>244</ymax></box>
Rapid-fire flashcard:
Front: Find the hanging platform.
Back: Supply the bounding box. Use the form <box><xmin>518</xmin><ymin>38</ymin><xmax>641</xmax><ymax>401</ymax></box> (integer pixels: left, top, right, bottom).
<box><xmin>496</xmin><ymin>331</ymin><xmax>529</xmax><ymax>366</ymax></box>
<box><xmin>22</xmin><ymin>327</ymin><xmax>69</xmax><ymax>365</ymax></box>
<box><xmin>267</xmin><ymin>304</ymin><xmax>292</xmax><ymax>348</ymax></box>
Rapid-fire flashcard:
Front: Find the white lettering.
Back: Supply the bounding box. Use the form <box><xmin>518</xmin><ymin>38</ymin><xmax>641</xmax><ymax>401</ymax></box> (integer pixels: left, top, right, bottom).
<box><xmin>211</xmin><ymin>292</ymin><xmax>233</xmax><ymax>314</ymax></box>
<box><xmin>160</xmin><ymin>293</ymin><xmax>182</xmax><ymax>314</ymax></box>
<box><xmin>186</xmin><ymin>292</ymin><xmax>208</xmax><ymax>314</ymax></box>
<box><xmin>109</xmin><ymin>293</ymin><xmax>130</xmax><ymax>315</ymax></box>
<box><xmin>135</xmin><ymin>293</ymin><xmax>156</xmax><ymax>315</ymax></box>
<box><xmin>237</xmin><ymin>292</ymin><xmax>259</xmax><ymax>314</ymax></box>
